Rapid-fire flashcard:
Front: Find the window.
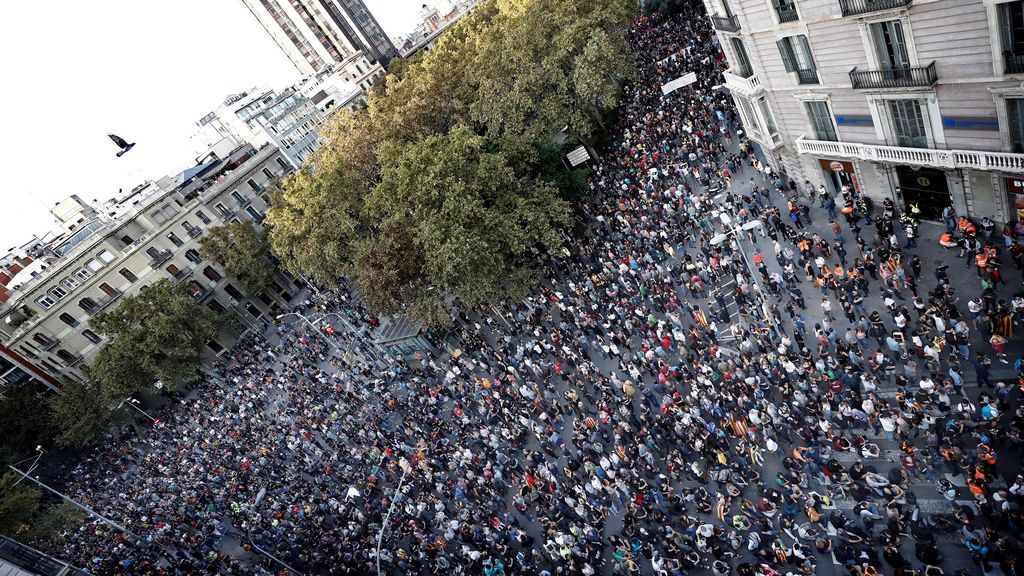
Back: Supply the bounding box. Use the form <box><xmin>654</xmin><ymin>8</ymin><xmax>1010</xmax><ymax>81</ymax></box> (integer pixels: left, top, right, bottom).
<box><xmin>60</xmin><ymin>277</ymin><xmax>80</xmax><ymax>291</ymax></box>
<box><xmin>99</xmin><ymin>283</ymin><xmax>118</xmax><ymax>296</ymax></box>
<box><xmin>121</xmin><ymin>234</ymin><xmax>134</xmax><ymax>245</ymax></box>
<box><xmin>1009</xmin><ymin>98</ymin><xmax>1024</xmax><ymax>152</ymax></box>
<box><xmin>231</xmin><ymin>191</ymin><xmax>245</xmax><ymax>205</ymax></box>
<box><xmin>870</xmin><ymin>20</ymin><xmax>911</xmax><ymax>71</ymax></box>
<box><xmin>167</xmin><ymin>232</ymin><xmax>183</xmax><ymax>247</ymax></box>
<box><xmin>999</xmin><ymin>1</ymin><xmax>1024</xmax><ymax>73</ymax></box>
<box><xmin>757</xmin><ymin>97</ymin><xmax>778</xmax><ymax>136</ymax></box>
<box><xmin>182</xmin><ymin>221</ymin><xmax>195</xmax><ymax>232</ymax></box>
<box><xmin>215</xmin><ymin>203</ymin><xmax>230</xmax><ymax>218</ymax></box>
<box><xmin>33</xmin><ymin>334</ymin><xmax>56</xmax><ymax>347</ymax></box>
<box><xmin>245</xmin><ymin>206</ymin><xmax>263</xmax><ymax>222</ymax></box>
<box><xmin>772</xmin><ymin>0</ymin><xmax>798</xmax><ymax>22</ymax></box>
<box><xmin>36</xmin><ymin>296</ymin><xmax>56</xmax><ymax>309</ymax></box>
<box><xmin>59</xmin><ymin>313</ymin><xmax>79</xmax><ymax>327</ymax></box>
<box><xmin>167</xmin><ymin>264</ymin><xmax>181</xmax><ymax>277</ymax></box>
<box><xmin>75</xmin><ymin>267</ymin><xmax>92</xmax><ymax>281</ymax></box>
<box><xmin>805</xmin><ymin>101</ymin><xmax>837</xmax><ymax>141</ymax></box>
<box><xmin>888</xmin><ymin>99</ymin><xmax>928</xmax><ymax>148</ymax></box>
<box><xmin>86</xmin><ymin>259</ymin><xmax>102</xmax><ymax>272</ymax></box>
<box><xmin>150</xmin><ymin>204</ymin><xmax>178</xmax><ymax>225</ymax></box>
<box><xmin>207</xmin><ymin>300</ymin><xmax>227</xmax><ymax>314</ymax></box>
<box><xmin>247</xmin><ymin>179</ymin><xmax>260</xmax><ymax>192</ymax></box>
<box><xmin>78</xmin><ymin>297</ymin><xmax>96</xmax><ymax>312</ymax></box>
<box><xmin>98</xmin><ymin>250</ymin><xmax>115</xmax><ymax>263</ymax></box>
<box><xmin>185</xmin><ymin>249</ymin><xmax>203</xmax><ymax>264</ymax></box>
<box><xmin>49</xmin><ymin>286</ymin><xmax>68</xmax><ymax>300</ymax></box>
<box><xmin>262</xmin><ymin>167</ymin><xmax>274</xmax><ymax>179</ymax></box>
<box><xmin>82</xmin><ymin>329</ymin><xmax>102</xmax><ymax>344</ymax></box>
<box><xmin>203</xmin><ymin>266</ymin><xmax>222</xmax><ymax>282</ymax></box>
<box><xmin>119</xmin><ymin>268</ymin><xmax>138</xmax><ymax>282</ymax></box>
<box><xmin>224</xmin><ymin>284</ymin><xmax>244</xmax><ymax>300</ymax></box>
<box><xmin>276</xmin><ymin>157</ymin><xmax>289</xmax><ymax>171</ymax></box>
<box><xmin>777</xmin><ymin>36</ymin><xmax>818</xmax><ymax>84</ymax></box>
<box><xmin>196</xmin><ymin>210</ymin><xmax>211</xmax><ymax>225</ymax></box>
<box><xmin>730</xmin><ymin>37</ymin><xmax>753</xmax><ymax>78</ymax></box>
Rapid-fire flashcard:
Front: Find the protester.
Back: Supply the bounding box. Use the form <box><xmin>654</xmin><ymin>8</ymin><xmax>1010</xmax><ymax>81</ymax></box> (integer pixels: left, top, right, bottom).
<box><xmin>33</xmin><ymin>4</ymin><xmax>1023</xmax><ymax>575</ymax></box>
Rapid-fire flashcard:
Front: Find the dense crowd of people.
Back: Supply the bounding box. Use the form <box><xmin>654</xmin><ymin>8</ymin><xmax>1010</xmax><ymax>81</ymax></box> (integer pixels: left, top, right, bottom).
<box><xmin>31</xmin><ymin>4</ymin><xmax>1024</xmax><ymax>575</ymax></box>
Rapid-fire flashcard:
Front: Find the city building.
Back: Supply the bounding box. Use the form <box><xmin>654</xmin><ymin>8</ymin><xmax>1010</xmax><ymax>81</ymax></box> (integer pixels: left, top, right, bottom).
<box><xmin>706</xmin><ymin>0</ymin><xmax>1024</xmax><ymax>220</ymax></box>
<box><xmin>189</xmin><ymin>61</ymin><xmax>381</xmax><ymax>168</ymax></box>
<box><xmin>240</xmin><ymin>0</ymin><xmax>399</xmax><ymax>75</ymax></box>
<box><xmin>0</xmin><ymin>144</ymin><xmax>301</xmax><ymax>395</ymax></box>
<box><xmin>399</xmin><ymin>0</ymin><xmax>478</xmax><ymax>55</ymax></box>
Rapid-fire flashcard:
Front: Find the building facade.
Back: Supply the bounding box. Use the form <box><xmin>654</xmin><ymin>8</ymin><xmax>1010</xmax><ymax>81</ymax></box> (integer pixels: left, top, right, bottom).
<box><xmin>0</xmin><ymin>144</ymin><xmax>300</xmax><ymax>394</ymax></box>
<box><xmin>240</xmin><ymin>0</ymin><xmax>398</xmax><ymax>75</ymax></box>
<box><xmin>706</xmin><ymin>0</ymin><xmax>1024</xmax><ymax>221</ymax></box>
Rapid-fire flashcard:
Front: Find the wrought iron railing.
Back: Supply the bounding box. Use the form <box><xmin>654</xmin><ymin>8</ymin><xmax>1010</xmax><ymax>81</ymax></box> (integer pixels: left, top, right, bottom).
<box><xmin>839</xmin><ymin>0</ymin><xmax>912</xmax><ymax>17</ymax></box>
<box><xmin>849</xmin><ymin>61</ymin><xmax>937</xmax><ymax>89</ymax></box>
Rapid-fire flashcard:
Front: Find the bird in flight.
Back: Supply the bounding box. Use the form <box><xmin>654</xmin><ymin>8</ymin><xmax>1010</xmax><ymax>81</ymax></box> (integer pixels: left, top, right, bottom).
<box><xmin>108</xmin><ymin>134</ymin><xmax>136</xmax><ymax>157</ymax></box>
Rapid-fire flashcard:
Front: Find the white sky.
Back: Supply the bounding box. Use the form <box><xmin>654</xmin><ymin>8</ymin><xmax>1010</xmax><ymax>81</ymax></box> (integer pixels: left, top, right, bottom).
<box><xmin>0</xmin><ymin>0</ymin><xmax>426</xmax><ymax>250</ymax></box>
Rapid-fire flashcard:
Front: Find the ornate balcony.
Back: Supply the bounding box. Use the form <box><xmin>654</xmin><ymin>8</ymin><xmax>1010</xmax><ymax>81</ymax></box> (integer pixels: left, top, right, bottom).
<box><xmin>849</xmin><ymin>61</ymin><xmax>937</xmax><ymax>90</ymax></box>
<box><xmin>795</xmin><ymin>136</ymin><xmax>1024</xmax><ymax>173</ymax></box>
<box><xmin>722</xmin><ymin>68</ymin><xmax>763</xmax><ymax>97</ymax></box>
<box><xmin>711</xmin><ymin>13</ymin><xmax>740</xmax><ymax>33</ymax></box>
<box><xmin>839</xmin><ymin>0</ymin><xmax>912</xmax><ymax>17</ymax></box>
<box><xmin>796</xmin><ymin>68</ymin><xmax>819</xmax><ymax>85</ymax></box>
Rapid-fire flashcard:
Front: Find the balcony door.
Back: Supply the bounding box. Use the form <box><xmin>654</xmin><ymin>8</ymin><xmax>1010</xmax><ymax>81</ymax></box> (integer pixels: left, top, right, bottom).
<box><xmin>888</xmin><ymin>99</ymin><xmax>928</xmax><ymax>148</ymax></box>
<box><xmin>730</xmin><ymin>37</ymin><xmax>753</xmax><ymax>78</ymax></box>
<box><xmin>999</xmin><ymin>1</ymin><xmax>1024</xmax><ymax>73</ymax></box>
<box><xmin>870</xmin><ymin>20</ymin><xmax>911</xmax><ymax>75</ymax></box>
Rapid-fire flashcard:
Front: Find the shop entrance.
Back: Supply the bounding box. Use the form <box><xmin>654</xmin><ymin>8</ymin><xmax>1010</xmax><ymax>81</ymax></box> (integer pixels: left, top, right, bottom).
<box><xmin>818</xmin><ymin>159</ymin><xmax>859</xmax><ymax>196</ymax></box>
<box><xmin>896</xmin><ymin>166</ymin><xmax>950</xmax><ymax>220</ymax></box>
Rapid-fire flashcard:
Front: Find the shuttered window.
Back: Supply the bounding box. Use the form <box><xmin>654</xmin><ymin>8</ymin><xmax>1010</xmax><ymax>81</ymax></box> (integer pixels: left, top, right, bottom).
<box><xmin>1008</xmin><ymin>98</ymin><xmax>1024</xmax><ymax>153</ymax></box>
<box><xmin>805</xmin><ymin>101</ymin><xmax>837</xmax><ymax>141</ymax></box>
<box><xmin>888</xmin><ymin>100</ymin><xmax>928</xmax><ymax>148</ymax></box>
<box><xmin>730</xmin><ymin>37</ymin><xmax>753</xmax><ymax>78</ymax></box>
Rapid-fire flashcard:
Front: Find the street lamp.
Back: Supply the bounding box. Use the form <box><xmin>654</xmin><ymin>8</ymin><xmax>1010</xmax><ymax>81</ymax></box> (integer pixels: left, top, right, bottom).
<box><xmin>276</xmin><ymin>312</ymin><xmax>340</xmax><ymax>354</ymax></box>
<box><xmin>710</xmin><ymin>216</ymin><xmax>776</xmax><ymax>335</ymax></box>
<box><xmin>117</xmin><ymin>398</ymin><xmax>159</xmax><ymax>425</ymax></box>
<box><xmin>376</xmin><ymin>460</ymin><xmax>412</xmax><ymax>576</ymax></box>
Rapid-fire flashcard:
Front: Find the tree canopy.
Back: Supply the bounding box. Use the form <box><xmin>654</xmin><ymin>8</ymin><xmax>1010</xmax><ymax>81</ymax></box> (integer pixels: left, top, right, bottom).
<box><xmin>268</xmin><ymin>0</ymin><xmax>635</xmax><ymax>322</ymax></box>
<box><xmin>48</xmin><ymin>380</ymin><xmax>114</xmax><ymax>448</ymax></box>
<box><xmin>86</xmin><ymin>280</ymin><xmax>220</xmax><ymax>401</ymax></box>
<box><xmin>199</xmin><ymin>222</ymin><xmax>275</xmax><ymax>295</ymax></box>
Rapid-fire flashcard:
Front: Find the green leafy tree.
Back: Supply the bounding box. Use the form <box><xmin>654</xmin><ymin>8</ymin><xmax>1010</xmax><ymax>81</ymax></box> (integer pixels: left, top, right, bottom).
<box><xmin>0</xmin><ymin>471</ymin><xmax>41</xmax><ymax>535</ymax></box>
<box><xmin>199</xmin><ymin>222</ymin><xmax>275</xmax><ymax>295</ymax></box>
<box><xmin>87</xmin><ymin>280</ymin><xmax>219</xmax><ymax>401</ymax></box>
<box><xmin>267</xmin><ymin>165</ymin><xmax>368</xmax><ymax>286</ymax></box>
<box><xmin>48</xmin><ymin>380</ymin><xmax>113</xmax><ymax>448</ymax></box>
<box><xmin>361</xmin><ymin>126</ymin><xmax>572</xmax><ymax>321</ymax></box>
<box><xmin>0</xmin><ymin>382</ymin><xmax>54</xmax><ymax>465</ymax></box>
<box><xmin>28</xmin><ymin>502</ymin><xmax>86</xmax><ymax>548</ymax></box>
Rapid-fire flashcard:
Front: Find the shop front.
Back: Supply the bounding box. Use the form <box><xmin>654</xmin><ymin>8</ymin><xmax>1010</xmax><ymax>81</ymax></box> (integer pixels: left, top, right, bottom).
<box><xmin>1006</xmin><ymin>176</ymin><xmax>1024</xmax><ymax>222</ymax></box>
<box><xmin>818</xmin><ymin>159</ymin><xmax>860</xmax><ymax>196</ymax></box>
<box><xmin>896</xmin><ymin>166</ymin><xmax>951</xmax><ymax>221</ymax></box>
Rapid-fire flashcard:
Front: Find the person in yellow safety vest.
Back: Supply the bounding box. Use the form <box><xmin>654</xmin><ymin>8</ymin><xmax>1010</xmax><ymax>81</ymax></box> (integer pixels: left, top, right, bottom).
<box><xmin>976</xmin><ymin>251</ymin><xmax>989</xmax><ymax>269</ymax></box>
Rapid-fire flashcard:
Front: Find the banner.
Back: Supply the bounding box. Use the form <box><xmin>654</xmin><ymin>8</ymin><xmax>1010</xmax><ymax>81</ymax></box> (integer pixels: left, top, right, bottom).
<box><xmin>661</xmin><ymin>72</ymin><xmax>697</xmax><ymax>95</ymax></box>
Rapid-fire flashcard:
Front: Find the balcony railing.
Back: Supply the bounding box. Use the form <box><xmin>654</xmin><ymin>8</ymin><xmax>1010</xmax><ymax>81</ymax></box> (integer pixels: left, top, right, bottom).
<box><xmin>796</xmin><ymin>68</ymin><xmax>819</xmax><ymax>85</ymax></box>
<box><xmin>849</xmin><ymin>61</ymin><xmax>937</xmax><ymax>89</ymax></box>
<box><xmin>187</xmin><ymin>227</ymin><xmax>202</xmax><ymax>238</ymax></box>
<box><xmin>37</xmin><ymin>338</ymin><xmax>59</xmax><ymax>351</ymax></box>
<box><xmin>795</xmin><ymin>136</ymin><xmax>1024</xmax><ymax>173</ymax></box>
<box><xmin>776</xmin><ymin>5</ymin><xmax>799</xmax><ymax>22</ymax></box>
<box><xmin>87</xmin><ymin>290</ymin><xmax>123</xmax><ymax>316</ymax></box>
<box><xmin>62</xmin><ymin>354</ymin><xmax>84</xmax><ymax>367</ymax></box>
<box><xmin>172</xmin><ymin>267</ymin><xmax>194</xmax><ymax>285</ymax></box>
<box><xmin>839</xmin><ymin>0</ymin><xmax>912</xmax><ymax>17</ymax></box>
<box><xmin>1005</xmin><ymin>51</ymin><xmax>1024</xmax><ymax>74</ymax></box>
<box><xmin>148</xmin><ymin>249</ymin><xmax>173</xmax><ymax>267</ymax></box>
<box><xmin>722</xmin><ymin>68</ymin><xmax>763</xmax><ymax>96</ymax></box>
<box><xmin>711</xmin><ymin>13</ymin><xmax>740</xmax><ymax>33</ymax></box>
<box><xmin>192</xmin><ymin>285</ymin><xmax>215</xmax><ymax>301</ymax></box>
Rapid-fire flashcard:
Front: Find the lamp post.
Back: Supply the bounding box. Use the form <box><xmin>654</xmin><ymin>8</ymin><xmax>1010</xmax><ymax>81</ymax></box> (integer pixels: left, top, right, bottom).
<box><xmin>276</xmin><ymin>312</ymin><xmax>340</xmax><ymax>354</ymax></box>
<box><xmin>8</xmin><ymin>448</ymin><xmax>141</xmax><ymax>542</ymax></box>
<box><xmin>376</xmin><ymin>461</ymin><xmax>411</xmax><ymax>576</ymax></box>
<box><xmin>247</xmin><ymin>488</ymin><xmax>304</xmax><ymax>576</ymax></box>
<box><xmin>117</xmin><ymin>398</ymin><xmax>159</xmax><ymax>424</ymax></box>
